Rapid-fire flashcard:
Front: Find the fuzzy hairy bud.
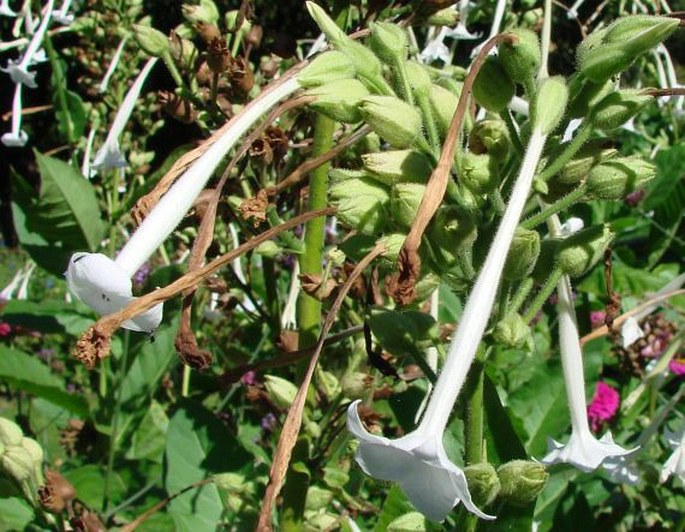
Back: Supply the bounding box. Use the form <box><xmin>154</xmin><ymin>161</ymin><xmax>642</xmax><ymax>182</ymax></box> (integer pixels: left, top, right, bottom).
<box><xmin>297</xmin><ymin>51</ymin><xmax>356</xmax><ymax>88</ymax></box>
<box><xmin>504</xmin><ymin>228</ymin><xmax>540</xmax><ymax>281</ymax></box>
<box><xmin>359</xmin><ymin>96</ymin><xmax>423</xmax><ymax>149</ymax></box>
<box><xmin>497</xmin><ymin>460</ymin><xmax>549</xmax><ymax>506</ymax></box>
<box><xmin>369</xmin><ymin>22</ymin><xmax>408</xmax><ymax>64</ymax></box>
<box><xmin>362</xmin><ymin>150</ymin><xmax>432</xmax><ymax>186</ymax></box>
<box><xmin>533</xmin><ymin>76</ymin><xmax>569</xmax><ymax>134</ymax></box>
<box><xmin>557</xmin><ymin>224</ymin><xmax>614</xmax><ymax>277</ymax></box>
<box><xmin>590</xmin><ymin>90</ymin><xmax>653</xmax><ymax>130</ymax></box>
<box><xmin>473</xmin><ymin>57</ymin><xmax>515</xmax><ymax>112</ymax></box>
<box><xmin>587</xmin><ymin>157</ymin><xmax>656</xmax><ymax>200</ymax></box>
<box><xmin>464</xmin><ymin>463</ymin><xmax>501</xmax><ymax>507</ymax></box>
<box><xmin>306</xmin><ymin>79</ymin><xmax>370</xmax><ymax>123</ymax></box>
<box><xmin>498</xmin><ymin>28</ymin><xmax>541</xmax><ymax>85</ymax></box>
<box><xmin>329</xmin><ymin>170</ymin><xmax>390</xmax><ymax>234</ymax></box>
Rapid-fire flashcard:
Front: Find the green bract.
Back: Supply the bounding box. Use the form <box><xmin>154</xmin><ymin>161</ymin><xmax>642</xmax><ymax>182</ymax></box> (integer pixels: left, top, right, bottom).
<box><xmin>557</xmin><ymin>224</ymin><xmax>614</xmax><ymax>277</ymax></box>
<box><xmin>533</xmin><ymin>76</ymin><xmax>569</xmax><ymax>134</ymax></box>
<box><xmin>473</xmin><ymin>57</ymin><xmax>515</xmax><ymax>112</ymax></box>
<box><xmin>133</xmin><ymin>24</ymin><xmax>170</xmax><ymax>57</ymax></box>
<box><xmin>297</xmin><ymin>51</ymin><xmax>356</xmax><ymax>88</ymax></box>
<box><xmin>362</xmin><ymin>150</ymin><xmax>433</xmax><ymax>186</ymax></box>
<box><xmin>587</xmin><ymin>157</ymin><xmax>656</xmax><ymax>200</ymax></box>
<box><xmin>590</xmin><ymin>90</ymin><xmax>654</xmax><ymax>130</ymax></box>
<box><xmin>329</xmin><ymin>170</ymin><xmax>390</xmax><ymax>234</ymax></box>
<box><xmin>498</xmin><ymin>28</ymin><xmax>541</xmax><ymax>85</ymax></box>
<box><xmin>504</xmin><ymin>228</ymin><xmax>540</xmax><ymax>281</ymax></box>
<box><xmin>497</xmin><ymin>460</ymin><xmax>549</xmax><ymax>507</ymax></box>
<box><xmin>369</xmin><ymin>22</ymin><xmax>408</xmax><ymax>64</ymax></box>
<box><xmin>306</xmin><ymin>79</ymin><xmax>370</xmax><ymax>123</ymax></box>
<box><xmin>359</xmin><ymin>96</ymin><xmax>423</xmax><ymax>148</ymax></box>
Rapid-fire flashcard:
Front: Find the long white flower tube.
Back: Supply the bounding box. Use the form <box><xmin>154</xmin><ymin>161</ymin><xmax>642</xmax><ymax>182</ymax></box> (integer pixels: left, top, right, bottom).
<box><xmin>67</xmin><ymin>75</ymin><xmax>302</xmax><ymax>331</ymax></box>
<box><xmin>0</xmin><ymin>0</ymin><xmax>16</xmax><ymax>17</ymax></box>
<box><xmin>98</xmin><ymin>36</ymin><xmax>128</xmax><ymax>94</ymax></box>
<box><xmin>92</xmin><ymin>57</ymin><xmax>158</xmax><ymax>171</ymax></box>
<box><xmin>1</xmin><ymin>83</ymin><xmax>28</xmax><ymax>147</ymax></box>
<box><xmin>348</xmin><ymin>119</ymin><xmax>554</xmax><ymax>522</ymax></box>
<box><xmin>2</xmin><ymin>0</ymin><xmax>54</xmax><ymax>87</ymax></box>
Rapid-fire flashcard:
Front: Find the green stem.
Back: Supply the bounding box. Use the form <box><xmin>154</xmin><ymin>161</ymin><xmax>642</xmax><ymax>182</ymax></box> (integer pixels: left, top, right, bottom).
<box><xmin>464</xmin><ymin>347</ymin><xmax>486</xmax><ymax>466</ymax></box>
<box><xmin>103</xmin><ymin>330</ymin><xmax>131</xmax><ymax>513</ymax></box>
<box><xmin>297</xmin><ymin>115</ymin><xmax>336</xmax><ymax>349</ymax></box>
<box><xmin>181</xmin><ymin>365</ymin><xmax>191</xmax><ymax>397</ymax></box>
<box><xmin>523</xmin><ymin>268</ymin><xmax>563</xmax><ymax>323</ymax></box>
<box><xmin>537</xmin><ymin>123</ymin><xmax>592</xmax><ymax>182</ymax></box>
<box><xmin>417</xmin><ymin>93</ymin><xmax>441</xmax><ymax>155</ymax></box>
<box><xmin>44</xmin><ymin>34</ymin><xmax>76</xmax><ymax>153</ymax></box>
<box><xmin>508</xmin><ymin>277</ymin><xmax>534</xmax><ymax>315</ymax></box>
<box><xmin>263</xmin><ymin>257</ymin><xmax>282</xmax><ymax>334</ymax></box>
<box><xmin>392</xmin><ymin>59</ymin><xmax>415</xmax><ymax>106</ymax></box>
<box><xmin>161</xmin><ymin>51</ymin><xmax>186</xmax><ymax>90</ymax></box>
<box><xmin>521</xmin><ymin>184</ymin><xmax>588</xmax><ymax>229</ymax></box>
<box><xmin>457</xmin><ymin>248</ymin><xmax>476</xmax><ymax>280</ymax></box>
<box><xmin>500</xmin><ymin>109</ymin><xmax>525</xmax><ymax>158</ymax></box>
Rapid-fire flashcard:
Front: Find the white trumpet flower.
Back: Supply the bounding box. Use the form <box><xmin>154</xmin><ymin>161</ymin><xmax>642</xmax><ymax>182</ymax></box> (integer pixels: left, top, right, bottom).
<box><xmin>2</xmin><ymin>0</ymin><xmax>54</xmax><ymax>87</ymax></box>
<box><xmin>92</xmin><ymin>57</ymin><xmax>158</xmax><ymax>171</ymax></box>
<box><xmin>660</xmin><ymin>429</ymin><xmax>685</xmax><ymax>483</ymax></box>
<box><xmin>52</xmin><ymin>0</ymin><xmax>73</xmax><ymax>25</ymax></box>
<box><xmin>67</xmin><ymin>75</ymin><xmax>303</xmax><ymax>331</ymax></box>
<box><xmin>1</xmin><ymin>83</ymin><xmax>28</xmax><ymax>147</ymax></box>
<box><xmin>0</xmin><ymin>0</ymin><xmax>16</xmax><ymax>17</ymax></box>
<box><xmin>347</xmin><ymin>99</ymin><xmax>557</xmax><ymax>520</ymax></box>
<box><xmin>541</xmin><ymin>275</ymin><xmax>633</xmax><ymax>471</ymax></box>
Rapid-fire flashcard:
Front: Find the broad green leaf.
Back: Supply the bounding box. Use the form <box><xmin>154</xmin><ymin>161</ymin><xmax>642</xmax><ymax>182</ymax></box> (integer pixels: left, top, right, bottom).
<box><xmin>0</xmin><ymin>346</ymin><xmax>89</xmax><ymax>417</ymax></box>
<box><xmin>0</xmin><ymin>491</ymin><xmax>34</xmax><ymax>531</ymax></box>
<box><xmin>534</xmin><ymin>468</ymin><xmax>578</xmax><ymax>530</ymax></box>
<box><xmin>165</xmin><ymin>400</ymin><xmax>250</xmax><ymax>531</ymax></box>
<box><xmin>506</xmin><ymin>359</ymin><xmax>568</xmax><ymax>457</ymax></box>
<box><xmin>483</xmin><ymin>375</ymin><xmax>527</xmax><ymax>463</ymax></box>
<box><xmin>478</xmin><ymin>502</ymin><xmax>535</xmax><ymax>532</ymax></box>
<box><xmin>126</xmin><ymin>400</ymin><xmax>169</xmax><ymax>463</ymax></box>
<box><xmin>643</xmin><ymin>144</ymin><xmax>685</xmax><ymax>211</ymax></box>
<box><xmin>64</xmin><ymin>465</ymin><xmax>126</xmax><ymax>511</ymax></box>
<box><xmin>10</xmin><ymin>153</ymin><xmax>105</xmax><ymax>275</ymax></box>
<box><xmin>2</xmin><ymin>299</ymin><xmax>75</xmax><ymax>333</ymax></box>
<box><xmin>374</xmin><ymin>485</ymin><xmax>415</xmax><ymax>532</ymax></box>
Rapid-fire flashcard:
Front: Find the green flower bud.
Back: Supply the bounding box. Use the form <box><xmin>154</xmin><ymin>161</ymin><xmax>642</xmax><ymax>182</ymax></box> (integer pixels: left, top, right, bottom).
<box><xmin>21</xmin><ymin>437</ymin><xmax>44</xmax><ymax>486</ymax></box>
<box><xmin>182</xmin><ymin>0</ymin><xmax>219</xmax><ymax>25</ymax></box>
<box><xmin>521</xmin><ymin>8</ymin><xmax>543</xmax><ymax>28</ymax></box>
<box><xmin>426</xmin><ymin>8</ymin><xmax>460</xmax><ymax>26</ymax></box>
<box><xmin>255</xmin><ymin>240</ymin><xmax>281</xmax><ymax>258</ymax></box>
<box><xmin>493</xmin><ymin>313</ymin><xmax>531</xmax><ymax>348</ymax></box>
<box><xmin>263</xmin><ymin>375</ymin><xmax>297</xmax><ymax>409</ymax></box>
<box><xmin>298</xmin><ymin>51</ymin><xmax>356</xmax><ymax>88</ymax></box>
<box><xmin>465</xmin><ymin>463</ymin><xmax>501</xmax><ymax>507</ymax></box>
<box><xmin>498</xmin><ymin>28</ymin><xmax>541</xmax><ymax>85</ymax></box>
<box><xmin>359</xmin><ymin>96</ymin><xmax>423</xmax><ymax>149</ymax></box>
<box><xmin>533</xmin><ymin>76</ymin><xmax>568</xmax><ymax>134</ymax></box>
<box><xmin>369</xmin><ymin>22</ymin><xmax>408</xmax><ymax>64</ymax></box>
<box><xmin>498</xmin><ymin>460</ymin><xmax>548</xmax><ymax>506</ymax></box>
<box><xmin>556</xmin><ymin>141</ymin><xmax>618</xmax><ymax>185</ymax></box>
<box><xmin>430</xmin><ymin>83</ymin><xmax>460</xmax><ymax>136</ymax></box>
<box><xmin>391</xmin><ymin>182</ymin><xmax>425</xmax><ymax>229</ymax></box>
<box><xmin>362</xmin><ymin>150</ymin><xmax>432</xmax><ymax>186</ymax></box>
<box><xmin>504</xmin><ymin>227</ymin><xmax>540</xmax><ymax>281</ymax></box>
<box><xmin>587</xmin><ymin>157</ymin><xmax>656</xmax><ymax>200</ymax></box>
<box><xmin>329</xmin><ymin>172</ymin><xmax>390</xmax><ymax>234</ymax></box>
<box><xmin>224</xmin><ymin>10</ymin><xmax>250</xmax><ymax>33</ymax></box>
<box><xmin>306</xmin><ymin>2</ymin><xmax>385</xmax><ymax>90</ymax></box>
<box><xmin>567</xmin><ymin>77</ymin><xmax>614</xmax><ymax>118</ymax></box>
<box><xmin>133</xmin><ymin>24</ymin><xmax>170</xmax><ymax>57</ymax></box>
<box><xmin>473</xmin><ymin>57</ymin><xmax>515</xmax><ymax>112</ymax></box>
<box><xmin>578</xmin><ymin>16</ymin><xmax>679</xmax><ymax>82</ymax></box>
<box><xmin>459</xmin><ymin>152</ymin><xmax>499</xmax><ymax>194</ymax></box>
<box><xmin>0</xmin><ymin>418</ymin><xmax>23</xmax><ymax>447</ymax></box>
<box><xmin>428</xmin><ymin>205</ymin><xmax>477</xmax><ymax>251</ymax></box>
<box><xmin>169</xmin><ymin>32</ymin><xmax>197</xmax><ymax>69</ymax></box>
<box><xmin>557</xmin><ymin>224</ymin><xmax>614</xmax><ymax>277</ymax></box>
<box><xmin>1</xmin><ymin>446</ymin><xmax>34</xmax><ymax>483</ymax></box>
<box><xmin>590</xmin><ymin>89</ymin><xmax>653</xmax><ymax>130</ymax></box>
<box><xmin>405</xmin><ymin>61</ymin><xmax>433</xmax><ymax>100</ymax></box>
<box><xmin>469</xmin><ymin>119</ymin><xmax>511</xmax><ymax>160</ymax></box>
<box><xmin>306</xmin><ymin>79</ymin><xmax>370</xmax><ymax>123</ymax></box>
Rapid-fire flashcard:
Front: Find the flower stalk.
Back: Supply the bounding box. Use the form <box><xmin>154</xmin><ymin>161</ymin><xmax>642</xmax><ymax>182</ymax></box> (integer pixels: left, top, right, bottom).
<box><xmin>1</xmin><ymin>83</ymin><xmax>28</xmax><ymax>147</ymax></box>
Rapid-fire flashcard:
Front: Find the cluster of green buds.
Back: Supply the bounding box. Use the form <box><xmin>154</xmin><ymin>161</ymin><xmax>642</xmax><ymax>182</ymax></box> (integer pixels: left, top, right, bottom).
<box><xmin>0</xmin><ymin>417</ymin><xmax>45</xmax><ymax>505</ymax></box>
<box><xmin>465</xmin><ymin>460</ymin><xmax>548</xmax><ymax>508</ymax></box>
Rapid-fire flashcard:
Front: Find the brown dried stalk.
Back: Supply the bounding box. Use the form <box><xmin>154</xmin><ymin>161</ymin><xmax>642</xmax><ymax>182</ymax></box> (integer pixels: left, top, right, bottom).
<box><xmin>73</xmin><ymin>207</ymin><xmax>335</xmax><ymax>368</ymax></box>
<box><xmin>391</xmin><ymin>32</ymin><xmax>518</xmax><ymax>305</ymax></box>
<box><xmin>580</xmin><ymin>288</ymin><xmax>685</xmax><ymax>346</ymax></box>
<box><xmin>256</xmin><ymin>243</ymin><xmax>386</xmax><ymax>531</ymax></box>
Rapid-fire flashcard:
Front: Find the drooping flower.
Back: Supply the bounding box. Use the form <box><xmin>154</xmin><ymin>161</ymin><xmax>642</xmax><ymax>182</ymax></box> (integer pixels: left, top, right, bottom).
<box><xmin>1</xmin><ymin>83</ymin><xmax>28</xmax><ymax>147</ymax></box>
<box><xmin>660</xmin><ymin>429</ymin><xmax>685</xmax><ymax>483</ymax></box>
<box><xmin>92</xmin><ymin>57</ymin><xmax>158</xmax><ymax>171</ymax></box>
<box><xmin>348</xmin><ymin>79</ymin><xmax>567</xmax><ymax>522</ymax></box>
<box><xmin>0</xmin><ymin>0</ymin><xmax>16</xmax><ymax>17</ymax></box>
<box><xmin>587</xmin><ymin>381</ymin><xmax>620</xmax><ymax>432</ymax></box>
<box><xmin>542</xmin><ymin>276</ymin><xmax>633</xmax><ymax>472</ymax></box>
<box><xmin>67</xmin><ymin>73</ymin><xmax>305</xmax><ymax>331</ymax></box>
<box><xmin>2</xmin><ymin>0</ymin><xmax>54</xmax><ymax>87</ymax></box>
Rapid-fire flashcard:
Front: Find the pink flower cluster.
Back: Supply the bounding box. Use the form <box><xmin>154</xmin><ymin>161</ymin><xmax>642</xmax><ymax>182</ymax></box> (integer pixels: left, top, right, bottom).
<box><xmin>0</xmin><ymin>322</ymin><xmax>11</xmax><ymax>337</ymax></box>
<box><xmin>587</xmin><ymin>381</ymin><xmax>620</xmax><ymax>432</ymax></box>
<box><xmin>669</xmin><ymin>357</ymin><xmax>685</xmax><ymax>376</ymax></box>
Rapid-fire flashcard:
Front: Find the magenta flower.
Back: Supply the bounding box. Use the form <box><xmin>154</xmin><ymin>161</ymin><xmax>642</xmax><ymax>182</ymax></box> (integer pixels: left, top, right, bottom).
<box><xmin>669</xmin><ymin>358</ymin><xmax>685</xmax><ymax>376</ymax></box>
<box><xmin>589</xmin><ymin>310</ymin><xmax>606</xmax><ymax>329</ymax></box>
<box><xmin>0</xmin><ymin>322</ymin><xmax>11</xmax><ymax>337</ymax></box>
<box><xmin>587</xmin><ymin>382</ymin><xmax>620</xmax><ymax>432</ymax></box>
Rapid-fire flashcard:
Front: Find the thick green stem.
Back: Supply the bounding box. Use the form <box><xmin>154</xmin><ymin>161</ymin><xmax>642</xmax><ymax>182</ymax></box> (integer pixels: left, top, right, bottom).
<box><xmin>500</xmin><ymin>109</ymin><xmax>525</xmax><ymax>158</ymax></box>
<box><xmin>537</xmin><ymin>123</ymin><xmax>592</xmax><ymax>182</ymax></box>
<box><xmin>417</xmin><ymin>93</ymin><xmax>441</xmax><ymax>154</ymax></box>
<box><xmin>392</xmin><ymin>59</ymin><xmax>415</xmax><ymax>106</ymax></box>
<box><xmin>297</xmin><ymin>115</ymin><xmax>336</xmax><ymax>349</ymax></box>
<box><xmin>464</xmin><ymin>349</ymin><xmax>486</xmax><ymax>465</ymax></box>
<box><xmin>523</xmin><ymin>267</ymin><xmax>563</xmax><ymax>323</ymax></box>
<box><xmin>521</xmin><ymin>184</ymin><xmax>588</xmax><ymax>229</ymax></box>
<box><xmin>509</xmin><ymin>277</ymin><xmax>534</xmax><ymax>315</ymax></box>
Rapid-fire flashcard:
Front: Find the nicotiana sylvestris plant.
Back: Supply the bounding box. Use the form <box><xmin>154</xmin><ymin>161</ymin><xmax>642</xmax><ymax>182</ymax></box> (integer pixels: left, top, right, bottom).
<box><xmin>347</xmin><ymin>77</ymin><xmax>569</xmax><ymax>522</ymax></box>
<box><xmin>66</xmin><ymin>47</ymin><xmax>357</xmax><ymax>331</ymax></box>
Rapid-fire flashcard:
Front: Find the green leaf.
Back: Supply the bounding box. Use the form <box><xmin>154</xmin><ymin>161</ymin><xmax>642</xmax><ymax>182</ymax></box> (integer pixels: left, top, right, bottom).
<box><xmin>368</xmin><ymin>309</ymin><xmax>438</xmax><ymax>366</ymax></box>
<box><xmin>506</xmin><ymin>359</ymin><xmax>568</xmax><ymax>457</ymax></box>
<box><xmin>0</xmin><ymin>492</ymin><xmax>35</xmax><ymax>531</ymax></box>
<box><xmin>10</xmin><ymin>153</ymin><xmax>106</xmax><ymax>275</ymax></box>
<box><xmin>64</xmin><ymin>465</ymin><xmax>126</xmax><ymax>511</ymax></box>
<box><xmin>165</xmin><ymin>400</ymin><xmax>250</xmax><ymax>531</ymax></box>
<box><xmin>0</xmin><ymin>346</ymin><xmax>89</xmax><ymax>417</ymax></box>
<box><xmin>1</xmin><ymin>299</ymin><xmax>73</xmax><ymax>334</ymax></box>
<box><xmin>126</xmin><ymin>400</ymin><xmax>169</xmax><ymax>463</ymax></box>
<box><xmin>483</xmin><ymin>375</ymin><xmax>527</xmax><ymax>463</ymax></box>
<box><xmin>643</xmin><ymin>144</ymin><xmax>685</xmax><ymax>211</ymax></box>
<box><xmin>533</xmin><ymin>468</ymin><xmax>578</xmax><ymax>530</ymax></box>
<box><xmin>374</xmin><ymin>485</ymin><xmax>415</xmax><ymax>532</ymax></box>
<box><xmin>54</xmin><ymin>90</ymin><xmax>87</xmax><ymax>142</ymax></box>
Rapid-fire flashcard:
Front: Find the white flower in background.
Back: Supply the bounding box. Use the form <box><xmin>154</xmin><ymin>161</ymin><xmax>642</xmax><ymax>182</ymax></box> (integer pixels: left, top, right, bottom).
<box><xmin>542</xmin><ymin>275</ymin><xmax>633</xmax><ymax>471</ymax></box>
<box><xmin>0</xmin><ymin>0</ymin><xmax>16</xmax><ymax>17</ymax></box>
<box><xmin>559</xmin><ymin>217</ymin><xmax>584</xmax><ymax>237</ymax></box>
<box><xmin>16</xmin><ymin>261</ymin><xmax>35</xmax><ymax>300</ymax></box>
<box><xmin>67</xmin><ymin>75</ymin><xmax>303</xmax><ymax>331</ymax></box>
<box><xmin>1</xmin><ymin>83</ymin><xmax>28</xmax><ymax>147</ymax></box>
<box><xmin>2</xmin><ymin>0</ymin><xmax>54</xmax><ymax>87</ymax></box>
<box><xmin>566</xmin><ymin>0</ymin><xmax>586</xmax><ymax>20</ymax></box>
<box><xmin>447</xmin><ymin>0</ymin><xmax>480</xmax><ymax>40</ymax></box>
<box><xmin>620</xmin><ymin>316</ymin><xmax>644</xmax><ymax>348</ymax></box>
<box><xmin>420</xmin><ymin>27</ymin><xmax>451</xmax><ymax>64</ymax></box>
<box><xmin>92</xmin><ymin>57</ymin><xmax>158</xmax><ymax>171</ymax></box>
<box><xmin>0</xmin><ymin>262</ymin><xmax>34</xmax><ymax>301</ymax></box>
<box><xmin>52</xmin><ymin>0</ymin><xmax>73</xmax><ymax>25</ymax></box>
<box><xmin>99</xmin><ymin>36</ymin><xmax>128</xmax><ymax>93</ymax></box>
<box><xmin>347</xmin><ymin>97</ymin><xmax>557</xmax><ymax>521</ymax></box>
<box><xmin>660</xmin><ymin>429</ymin><xmax>685</xmax><ymax>483</ymax></box>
